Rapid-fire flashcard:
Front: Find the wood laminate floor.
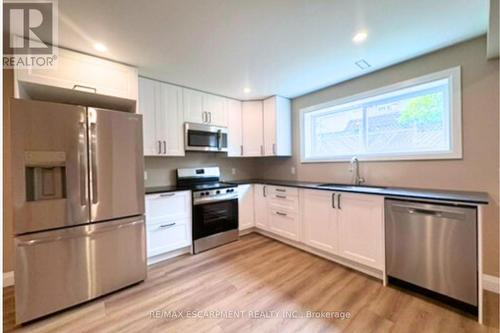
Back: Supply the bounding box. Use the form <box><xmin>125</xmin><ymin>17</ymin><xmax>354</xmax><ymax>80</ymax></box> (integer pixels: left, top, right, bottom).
<box><xmin>3</xmin><ymin>233</ymin><xmax>499</xmax><ymax>333</ymax></box>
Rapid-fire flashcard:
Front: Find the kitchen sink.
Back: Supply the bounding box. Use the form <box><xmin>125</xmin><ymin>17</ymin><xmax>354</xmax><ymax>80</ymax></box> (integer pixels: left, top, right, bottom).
<box><xmin>317</xmin><ymin>183</ymin><xmax>388</xmax><ymax>192</ymax></box>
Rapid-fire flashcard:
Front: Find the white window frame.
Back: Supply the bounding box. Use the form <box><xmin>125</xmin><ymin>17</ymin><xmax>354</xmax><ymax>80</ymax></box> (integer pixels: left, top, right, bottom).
<box><xmin>300</xmin><ymin>66</ymin><xmax>462</xmax><ymax>163</ymax></box>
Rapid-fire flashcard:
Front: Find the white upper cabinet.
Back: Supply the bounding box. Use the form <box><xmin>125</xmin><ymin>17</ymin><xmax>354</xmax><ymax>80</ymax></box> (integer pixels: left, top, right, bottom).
<box><xmin>302</xmin><ymin>189</ymin><xmax>338</xmax><ymax>254</ymax></box>
<box><xmin>139</xmin><ymin>77</ymin><xmax>159</xmax><ymax>155</ymax></box>
<box><xmin>183</xmin><ymin>88</ymin><xmax>204</xmax><ymax>124</ymax></box>
<box><xmin>205</xmin><ymin>93</ymin><xmax>227</xmax><ymax>126</ymax></box>
<box><xmin>241</xmin><ymin>101</ymin><xmax>264</xmax><ymax>156</ymax></box>
<box><xmin>183</xmin><ymin>88</ymin><xmax>227</xmax><ymax>126</ymax></box>
<box><xmin>263</xmin><ymin>96</ymin><xmax>292</xmax><ymax>156</ymax></box>
<box><xmin>139</xmin><ymin>77</ymin><xmax>184</xmax><ymax>156</ymax></box>
<box><xmin>226</xmin><ymin>98</ymin><xmax>243</xmax><ymax>157</ymax></box>
<box><xmin>337</xmin><ymin>193</ymin><xmax>384</xmax><ymax>270</ymax></box>
<box><xmin>15</xmin><ymin>47</ymin><xmax>138</xmax><ymax>110</ymax></box>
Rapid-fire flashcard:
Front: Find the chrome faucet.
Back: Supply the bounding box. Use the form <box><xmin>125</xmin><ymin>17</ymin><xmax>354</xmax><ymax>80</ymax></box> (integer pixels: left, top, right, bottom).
<box><xmin>350</xmin><ymin>156</ymin><xmax>365</xmax><ymax>185</ymax></box>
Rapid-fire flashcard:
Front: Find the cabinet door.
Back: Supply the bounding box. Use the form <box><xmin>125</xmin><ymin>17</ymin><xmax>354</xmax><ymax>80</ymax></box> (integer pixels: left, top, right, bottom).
<box><xmin>158</xmin><ymin>83</ymin><xmax>184</xmax><ymax>156</ymax></box>
<box><xmin>204</xmin><ymin>94</ymin><xmax>227</xmax><ymax>126</ymax></box>
<box><xmin>238</xmin><ymin>185</ymin><xmax>254</xmax><ymax>230</ymax></box>
<box><xmin>241</xmin><ymin>101</ymin><xmax>263</xmax><ymax>156</ymax></box>
<box><xmin>302</xmin><ymin>190</ymin><xmax>338</xmax><ymax>254</ymax></box>
<box><xmin>138</xmin><ymin>77</ymin><xmax>160</xmax><ymax>156</ymax></box>
<box><xmin>263</xmin><ymin>97</ymin><xmax>276</xmax><ymax>156</ymax></box>
<box><xmin>183</xmin><ymin>88</ymin><xmax>204</xmax><ymax>124</ymax></box>
<box><xmin>337</xmin><ymin>193</ymin><xmax>384</xmax><ymax>270</ymax></box>
<box><xmin>254</xmin><ymin>184</ymin><xmax>268</xmax><ymax>230</ymax></box>
<box><xmin>263</xmin><ymin>96</ymin><xmax>291</xmax><ymax>156</ymax></box>
<box><xmin>226</xmin><ymin>98</ymin><xmax>242</xmax><ymax>156</ymax></box>
<box><xmin>16</xmin><ymin>47</ymin><xmax>138</xmax><ymax>101</ymax></box>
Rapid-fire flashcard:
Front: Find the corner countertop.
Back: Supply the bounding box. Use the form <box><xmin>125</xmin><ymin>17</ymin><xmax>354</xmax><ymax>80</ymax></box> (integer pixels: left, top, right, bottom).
<box><xmin>145</xmin><ymin>185</ymin><xmax>190</xmax><ymax>194</ymax></box>
<box><xmin>226</xmin><ymin>179</ymin><xmax>489</xmax><ymax>205</ymax></box>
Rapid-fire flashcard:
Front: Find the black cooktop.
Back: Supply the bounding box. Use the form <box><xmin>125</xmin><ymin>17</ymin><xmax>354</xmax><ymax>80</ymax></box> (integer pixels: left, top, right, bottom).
<box><xmin>189</xmin><ymin>182</ymin><xmax>236</xmax><ymax>192</ymax></box>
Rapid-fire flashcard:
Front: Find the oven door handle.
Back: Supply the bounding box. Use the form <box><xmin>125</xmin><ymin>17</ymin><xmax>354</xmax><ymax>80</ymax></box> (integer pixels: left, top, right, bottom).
<box><xmin>193</xmin><ymin>196</ymin><xmax>238</xmax><ymax>206</ymax></box>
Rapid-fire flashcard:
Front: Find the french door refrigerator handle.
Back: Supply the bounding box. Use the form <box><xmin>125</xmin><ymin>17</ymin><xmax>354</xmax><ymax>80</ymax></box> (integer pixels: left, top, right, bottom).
<box><xmin>89</xmin><ymin>109</ymin><xmax>99</xmax><ymax>205</ymax></box>
<box><xmin>79</xmin><ymin>120</ymin><xmax>88</xmax><ymax>206</ymax></box>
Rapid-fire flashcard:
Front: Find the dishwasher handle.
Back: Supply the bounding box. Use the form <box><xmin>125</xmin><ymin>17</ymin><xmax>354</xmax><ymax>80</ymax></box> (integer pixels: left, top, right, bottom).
<box><xmin>390</xmin><ymin>203</ymin><xmax>468</xmax><ymax>221</ymax></box>
<box><xmin>408</xmin><ymin>208</ymin><xmax>443</xmax><ymax>217</ymax></box>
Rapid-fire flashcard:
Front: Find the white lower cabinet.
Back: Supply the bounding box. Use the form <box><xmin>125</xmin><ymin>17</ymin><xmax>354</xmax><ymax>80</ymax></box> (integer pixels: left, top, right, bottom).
<box><xmin>238</xmin><ymin>185</ymin><xmax>255</xmax><ymax>230</ymax></box>
<box><xmin>302</xmin><ymin>189</ymin><xmax>338</xmax><ymax>254</ymax></box>
<box><xmin>247</xmin><ymin>185</ymin><xmax>385</xmax><ymax>273</ymax></box>
<box><xmin>145</xmin><ymin>191</ymin><xmax>192</xmax><ymax>262</ymax></box>
<box><xmin>254</xmin><ymin>184</ymin><xmax>269</xmax><ymax>230</ymax></box>
<box><xmin>147</xmin><ymin>218</ymin><xmax>191</xmax><ymax>257</ymax></box>
<box><xmin>337</xmin><ymin>193</ymin><xmax>384</xmax><ymax>270</ymax></box>
<box><xmin>268</xmin><ymin>209</ymin><xmax>299</xmax><ymax>241</ymax></box>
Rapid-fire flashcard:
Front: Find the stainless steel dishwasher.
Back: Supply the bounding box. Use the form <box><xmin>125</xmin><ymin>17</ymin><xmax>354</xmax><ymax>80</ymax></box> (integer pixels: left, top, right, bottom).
<box><xmin>385</xmin><ymin>199</ymin><xmax>477</xmax><ymax>308</ymax></box>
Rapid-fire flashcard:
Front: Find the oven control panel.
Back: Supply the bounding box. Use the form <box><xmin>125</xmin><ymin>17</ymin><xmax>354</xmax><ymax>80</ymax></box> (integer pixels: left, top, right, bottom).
<box><xmin>193</xmin><ymin>187</ymin><xmax>238</xmax><ymax>205</ymax></box>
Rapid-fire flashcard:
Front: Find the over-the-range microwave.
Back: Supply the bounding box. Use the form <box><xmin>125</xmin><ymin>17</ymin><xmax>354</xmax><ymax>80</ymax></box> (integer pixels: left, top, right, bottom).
<box><xmin>184</xmin><ymin>122</ymin><xmax>228</xmax><ymax>152</ymax></box>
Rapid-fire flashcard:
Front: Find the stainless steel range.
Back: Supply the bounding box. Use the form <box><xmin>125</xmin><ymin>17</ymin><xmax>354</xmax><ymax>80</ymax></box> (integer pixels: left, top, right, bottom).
<box><xmin>176</xmin><ymin>167</ymin><xmax>238</xmax><ymax>253</ymax></box>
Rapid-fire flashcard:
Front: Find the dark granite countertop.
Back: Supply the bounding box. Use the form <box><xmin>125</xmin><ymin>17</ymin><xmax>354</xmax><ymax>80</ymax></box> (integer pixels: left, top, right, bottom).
<box><xmin>226</xmin><ymin>179</ymin><xmax>489</xmax><ymax>205</ymax></box>
<box><xmin>145</xmin><ymin>185</ymin><xmax>190</xmax><ymax>194</ymax></box>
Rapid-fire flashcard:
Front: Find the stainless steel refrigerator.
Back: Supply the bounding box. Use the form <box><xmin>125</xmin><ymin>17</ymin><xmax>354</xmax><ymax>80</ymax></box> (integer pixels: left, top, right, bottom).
<box><xmin>10</xmin><ymin>99</ymin><xmax>146</xmax><ymax>324</ymax></box>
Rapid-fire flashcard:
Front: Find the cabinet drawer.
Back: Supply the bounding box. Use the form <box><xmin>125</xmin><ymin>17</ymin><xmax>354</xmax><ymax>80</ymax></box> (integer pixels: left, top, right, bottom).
<box><xmin>145</xmin><ymin>191</ymin><xmax>191</xmax><ymax>224</ymax></box>
<box><xmin>146</xmin><ymin>218</ymin><xmax>191</xmax><ymax>257</ymax></box>
<box><xmin>267</xmin><ymin>185</ymin><xmax>298</xmax><ymax>197</ymax></box>
<box><xmin>268</xmin><ymin>193</ymin><xmax>299</xmax><ymax>212</ymax></box>
<box><xmin>268</xmin><ymin>209</ymin><xmax>299</xmax><ymax>241</ymax></box>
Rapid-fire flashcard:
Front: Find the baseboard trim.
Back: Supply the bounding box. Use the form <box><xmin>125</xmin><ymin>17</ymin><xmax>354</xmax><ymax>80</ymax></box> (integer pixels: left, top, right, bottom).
<box><xmin>483</xmin><ymin>274</ymin><xmax>500</xmax><ymax>293</ymax></box>
<box><xmin>3</xmin><ymin>271</ymin><xmax>14</xmax><ymax>287</ymax></box>
<box><xmin>147</xmin><ymin>246</ymin><xmax>192</xmax><ymax>266</ymax></box>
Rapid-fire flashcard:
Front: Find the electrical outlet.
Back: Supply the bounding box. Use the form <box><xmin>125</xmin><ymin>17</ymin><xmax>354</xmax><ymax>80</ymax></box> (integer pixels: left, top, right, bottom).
<box><xmin>144</xmin><ymin>171</ymin><xmax>148</xmax><ymax>180</ymax></box>
<box><xmin>291</xmin><ymin>167</ymin><xmax>296</xmax><ymax>175</ymax></box>
<box><xmin>231</xmin><ymin>168</ymin><xmax>236</xmax><ymax>175</ymax></box>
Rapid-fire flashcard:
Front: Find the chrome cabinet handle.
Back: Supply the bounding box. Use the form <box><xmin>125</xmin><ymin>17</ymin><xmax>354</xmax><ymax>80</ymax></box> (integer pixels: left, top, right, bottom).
<box><xmin>240</xmin><ymin>145</ymin><xmax>243</xmax><ymax>156</ymax></box>
<box><xmin>260</xmin><ymin>145</ymin><xmax>264</xmax><ymax>155</ymax></box>
<box><xmin>158</xmin><ymin>222</ymin><xmax>176</xmax><ymax>229</ymax></box>
<box><xmin>331</xmin><ymin>193</ymin><xmax>335</xmax><ymax>209</ymax></box>
<box><xmin>276</xmin><ymin>195</ymin><xmax>286</xmax><ymax>199</ymax></box>
<box><xmin>263</xmin><ymin>186</ymin><xmax>266</xmax><ymax>197</ymax></box>
<box><xmin>337</xmin><ymin>193</ymin><xmax>341</xmax><ymax>210</ymax></box>
<box><xmin>73</xmin><ymin>84</ymin><xmax>96</xmax><ymax>93</ymax></box>
<box><xmin>202</xmin><ymin>112</ymin><xmax>206</xmax><ymax>123</ymax></box>
<box><xmin>208</xmin><ymin>112</ymin><xmax>211</xmax><ymax>123</ymax></box>
<box><xmin>158</xmin><ymin>141</ymin><xmax>162</xmax><ymax>154</ymax></box>
<box><xmin>276</xmin><ymin>188</ymin><xmax>286</xmax><ymax>193</ymax></box>
<box><xmin>276</xmin><ymin>212</ymin><xmax>287</xmax><ymax>216</ymax></box>
<box><xmin>272</xmin><ymin>143</ymin><xmax>276</xmax><ymax>155</ymax></box>
<box><xmin>163</xmin><ymin>140</ymin><xmax>167</xmax><ymax>154</ymax></box>
<box><xmin>159</xmin><ymin>192</ymin><xmax>175</xmax><ymax>197</ymax></box>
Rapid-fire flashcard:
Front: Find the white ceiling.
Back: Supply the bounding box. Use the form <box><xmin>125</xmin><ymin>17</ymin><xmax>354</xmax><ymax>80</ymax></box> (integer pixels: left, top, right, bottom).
<box><xmin>57</xmin><ymin>0</ymin><xmax>488</xmax><ymax>100</ymax></box>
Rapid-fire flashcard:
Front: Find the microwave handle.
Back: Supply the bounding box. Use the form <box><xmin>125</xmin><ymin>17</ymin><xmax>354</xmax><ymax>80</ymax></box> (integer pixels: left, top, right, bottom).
<box><xmin>217</xmin><ymin>129</ymin><xmax>222</xmax><ymax>150</ymax></box>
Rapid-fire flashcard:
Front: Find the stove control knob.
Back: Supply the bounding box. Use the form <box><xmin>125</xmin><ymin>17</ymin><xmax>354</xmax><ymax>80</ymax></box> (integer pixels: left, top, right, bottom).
<box><xmin>227</xmin><ymin>189</ymin><xmax>233</xmax><ymax>193</ymax></box>
<box><xmin>200</xmin><ymin>192</ymin><xmax>205</xmax><ymax>196</ymax></box>
<box><xmin>216</xmin><ymin>190</ymin><xmax>220</xmax><ymax>194</ymax></box>
<box><xmin>205</xmin><ymin>192</ymin><xmax>210</xmax><ymax>196</ymax></box>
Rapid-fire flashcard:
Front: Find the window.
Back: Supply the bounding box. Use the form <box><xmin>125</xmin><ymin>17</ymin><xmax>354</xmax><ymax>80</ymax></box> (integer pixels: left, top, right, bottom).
<box><xmin>300</xmin><ymin>67</ymin><xmax>462</xmax><ymax>162</ymax></box>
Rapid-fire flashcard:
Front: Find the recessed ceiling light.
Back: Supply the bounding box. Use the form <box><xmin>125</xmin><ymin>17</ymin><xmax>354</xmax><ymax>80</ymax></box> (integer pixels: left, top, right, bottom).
<box><xmin>93</xmin><ymin>43</ymin><xmax>108</xmax><ymax>52</ymax></box>
<box><xmin>243</xmin><ymin>88</ymin><xmax>251</xmax><ymax>94</ymax></box>
<box><xmin>352</xmin><ymin>31</ymin><xmax>368</xmax><ymax>44</ymax></box>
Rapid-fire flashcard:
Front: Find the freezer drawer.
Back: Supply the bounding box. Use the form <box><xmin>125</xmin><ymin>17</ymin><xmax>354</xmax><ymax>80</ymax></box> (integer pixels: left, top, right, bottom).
<box><xmin>385</xmin><ymin>200</ymin><xmax>477</xmax><ymax>306</ymax></box>
<box><xmin>15</xmin><ymin>216</ymin><xmax>146</xmax><ymax>324</ymax></box>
